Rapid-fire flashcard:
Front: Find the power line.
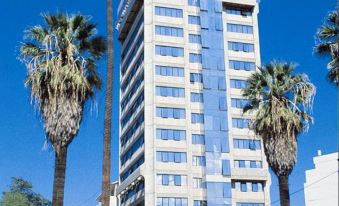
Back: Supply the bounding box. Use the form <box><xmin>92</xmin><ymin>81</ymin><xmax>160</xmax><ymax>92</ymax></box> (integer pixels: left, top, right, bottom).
<box><xmin>268</xmin><ymin>170</ymin><xmax>338</xmax><ymax>206</ymax></box>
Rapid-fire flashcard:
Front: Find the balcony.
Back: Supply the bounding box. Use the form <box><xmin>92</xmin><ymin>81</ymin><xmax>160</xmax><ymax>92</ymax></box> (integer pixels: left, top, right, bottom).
<box><xmin>117</xmin><ymin>0</ymin><xmax>143</xmax><ymax>41</ymax></box>
<box><xmin>118</xmin><ymin>167</ymin><xmax>144</xmax><ymax>193</ymax></box>
<box><xmin>120</xmin><ymin>189</ymin><xmax>144</xmax><ymax>206</ymax></box>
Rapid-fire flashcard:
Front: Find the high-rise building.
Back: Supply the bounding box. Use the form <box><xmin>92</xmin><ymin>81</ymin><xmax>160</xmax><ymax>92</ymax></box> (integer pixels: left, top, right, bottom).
<box><xmin>116</xmin><ymin>0</ymin><xmax>271</xmax><ymax>205</ymax></box>
<box><xmin>304</xmin><ymin>151</ymin><xmax>338</xmax><ymax>206</ymax></box>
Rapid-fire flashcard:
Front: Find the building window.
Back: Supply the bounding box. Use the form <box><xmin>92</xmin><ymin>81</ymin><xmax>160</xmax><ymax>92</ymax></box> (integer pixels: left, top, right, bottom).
<box><xmin>192</xmin><ymin>156</ymin><xmax>206</xmax><ymax>166</ymax></box>
<box><xmin>156</xmin><ymin>107</ymin><xmax>186</xmax><ymax>119</ymax></box>
<box><xmin>233</xmin><ymin>181</ymin><xmax>264</xmax><ymax>193</ymax></box>
<box><xmin>191</xmin><ymin>93</ymin><xmax>204</xmax><ymax>103</ymax></box>
<box><xmin>189</xmin><ymin>53</ymin><xmax>202</xmax><ymax>63</ymax></box>
<box><xmin>230</xmin><ymin>79</ymin><xmax>248</xmax><ymax>89</ymax></box>
<box><xmin>157</xmin><ymin>174</ymin><xmax>187</xmax><ymax>186</ymax></box>
<box><xmin>234</xmin><ymin>160</ymin><xmax>262</xmax><ymax>168</ymax></box>
<box><xmin>224</xmin><ymin>5</ymin><xmax>253</xmax><ymax>16</ymax></box>
<box><xmin>156</xmin><ymin>129</ymin><xmax>186</xmax><ymax>141</ymax></box>
<box><xmin>155</xmin><ymin>6</ymin><xmax>183</xmax><ymax>18</ymax></box>
<box><xmin>240</xmin><ymin>182</ymin><xmax>247</xmax><ymax>192</ymax></box>
<box><xmin>155</xmin><ymin>45</ymin><xmax>184</xmax><ymax>57</ymax></box>
<box><xmin>190</xmin><ymin>73</ymin><xmax>203</xmax><ymax>83</ymax></box>
<box><xmin>252</xmin><ymin>183</ymin><xmax>259</xmax><ymax>192</ymax></box>
<box><xmin>236</xmin><ymin>203</ymin><xmax>264</xmax><ymax>206</ymax></box>
<box><xmin>218</xmin><ymin>77</ymin><xmax>226</xmax><ymax>90</ymax></box>
<box><xmin>233</xmin><ymin>138</ymin><xmax>261</xmax><ymax>150</ymax></box>
<box><xmin>189</xmin><ymin>34</ymin><xmax>202</xmax><ymax>44</ymax></box>
<box><xmin>193</xmin><ymin>178</ymin><xmax>206</xmax><ymax>188</ymax></box>
<box><xmin>193</xmin><ymin>200</ymin><xmax>207</xmax><ymax>206</ymax></box>
<box><xmin>219</xmin><ymin>97</ymin><xmax>227</xmax><ymax>111</ymax></box>
<box><xmin>188</xmin><ymin>15</ymin><xmax>201</xmax><ymax>25</ymax></box>
<box><xmin>156</xmin><ymin>86</ymin><xmax>185</xmax><ymax>98</ymax></box>
<box><xmin>229</xmin><ymin>60</ymin><xmax>255</xmax><ymax>71</ymax></box>
<box><xmin>155</xmin><ymin>25</ymin><xmax>184</xmax><ymax>37</ymax></box>
<box><xmin>227</xmin><ymin>23</ymin><xmax>253</xmax><ymax>34</ymax></box>
<box><xmin>222</xmin><ymin>159</ymin><xmax>231</xmax><ymax>176</ymax></box>
<box><xmin>191</xmin><ymin>113</ymin><xmax>204</xmax><ymax>123</ymax></box>
<box><xmin>156</xmin><ymin>65</ymin><xmax>184</xmax><ymax>77</ymax></box>
<box><xmin>157</xmin><ymin>198</ymin><xmax>188</xmax><ymax>206</ymax></box>
<box><xmin>232</xmin><ymin>118</ymin><xmax>251</xmax><ymax>129</ymax></box>
<box><xmin>228</xmin><ymin>41</ymin><xmax>254</xmax><ymax>52</ymax></box>
<box><xmin>156</xmin><ymin>151</ymin><xmax>187</xmax><ymax>163</ymax></box>
<box><xmin>192</xmin><ymin>134</ymin><xmax>205</xmax><ymax>145</ymax></box>
<box><xmin>231</xmin><ymin>98</ymin><xmax>250</xmax><ymax>109</ymax></box>
<box><xmin>188</xmin><ymin>0</ymin><xmax>200</xmax><ymax>7</ymax></box>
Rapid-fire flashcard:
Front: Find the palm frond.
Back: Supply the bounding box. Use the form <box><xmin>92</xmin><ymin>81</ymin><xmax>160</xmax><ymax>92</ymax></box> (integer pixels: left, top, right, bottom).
<box><xmin>327</xmin><ymin>11</ymin><xmax>338</xmax><ymax>25</ymax></box>
<box><xmin>315</xmin><ymin>9</ymin><xmax>339</xmax><ymax>87</ymax></box>
<box><xmin>242</xmin><ymin>62</ymin><xmax>316</xmax><ymax>176</ymax></box>
<box><xmin>20</xmin><ymin>12</ymin><xmax>105</xmax><ymax>148</ymax></box>
<box><xmin>25</xmin><ymin>26</ymin><xmax>49</xmax><ymax>42</ymax></box>
<box><xmin>317</xmin><ymin>25</ymin><xmax>337</xmax><ymax>39</ymax></box>
<box><xmin>328</xmin><ymin>57</ymin><xmax>339</xmax><ymax>85</ymax></box>
<box><xmin>88</xmin><ymin>36</ymin><xmax>106</xmax><ymax>58</ymax></box>
<box><xmin>314</xmin><ymin>42</ymin><xmax>332</xmax><ymax>54</ymax></box>
<box><xmin>20</xmin><ymin>43</ymin><xmax>43</xmax><ymax>57</ymax></box>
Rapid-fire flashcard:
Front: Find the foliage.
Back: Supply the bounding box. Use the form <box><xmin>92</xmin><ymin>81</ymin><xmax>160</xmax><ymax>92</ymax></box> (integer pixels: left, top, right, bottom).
<box><xmin>243</xmin><ymin>62</ymin><xmax>316</xmax><ymax>176</ymax></box>
<box><xmin>0</xmin><ymin>192</ymin><xmax>29</xmax><ymax>206</ymax></box>
<box><xmin>20</xmin><ymin>13</ymin><xmax>105</xmax><ymax>153</ymax></box>
<box><xmin>0</xmin><ymin>177</ymin><xmax>51</xmax><ymax>206</ymax></box>
<box><xmin>315</xmin><ymin>9</ymin><xmax>339</xmax><ymax>86</ymax></box>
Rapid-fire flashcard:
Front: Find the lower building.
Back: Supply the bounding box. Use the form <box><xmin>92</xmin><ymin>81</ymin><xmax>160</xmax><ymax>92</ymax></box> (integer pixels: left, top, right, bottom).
<box><xmin>304</xmin><ymin>151</ymin><xmax>338</xmax><ymax>206</ymax></box>
<box><xmin>97</xmin><ymin>181</ymin><xmax>119</xmax><ymax>206</ymax></box>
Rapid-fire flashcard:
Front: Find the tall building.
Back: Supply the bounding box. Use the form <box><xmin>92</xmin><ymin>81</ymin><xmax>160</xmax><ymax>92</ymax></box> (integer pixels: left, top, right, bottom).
<box><xmin>116</xmin><ymin>0</ymin><xmax>271</xmax><ymax>205</ymax></box>
<box><xmin>304</xmin><ymin>151</ymin><xmax>338</xmax><ymax>206</ymax></box>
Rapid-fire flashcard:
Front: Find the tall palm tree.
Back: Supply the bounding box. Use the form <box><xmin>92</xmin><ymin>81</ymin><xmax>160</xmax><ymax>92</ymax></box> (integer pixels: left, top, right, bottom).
<box><xmin>315</xmin><ymin>9</ymin><xmax>339</xmax><ymax>86</ymax></box>
<box><xmin>20</xmin><ymin>13</ymin><xmax>105</xmax><ymax>206</ymax></box>
<box><xmin>242</xmin><ymin>62</ymin><xmax>316</xmax><ymax>206</ymax></box>
<box><xmin>102</xmin><ymin>0</ymin><xmax>114</xmax><ymax>205</ymax></box>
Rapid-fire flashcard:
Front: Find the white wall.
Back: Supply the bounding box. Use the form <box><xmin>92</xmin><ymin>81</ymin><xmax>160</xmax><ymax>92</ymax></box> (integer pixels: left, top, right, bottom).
<box><xmin>304</xmin><ymin>152</ymin><xmax>338</xmax><ymax>206</ymax></box>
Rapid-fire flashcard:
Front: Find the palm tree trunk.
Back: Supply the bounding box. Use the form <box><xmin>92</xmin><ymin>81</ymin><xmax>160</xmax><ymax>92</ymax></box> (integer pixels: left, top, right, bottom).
<box><xmin>278</xmin><ymin>175</ymin><xmax>290</xmax><ymax>206</ymax></box>
<box><xmin>102</xmin><ymin>0</ymin><xmax>114</xmax><ymax>205</ymax></box>
<box><xmin>52</xmin><ymin>147</ymin><xmax>68</xmax><ymax>206</ymax></box>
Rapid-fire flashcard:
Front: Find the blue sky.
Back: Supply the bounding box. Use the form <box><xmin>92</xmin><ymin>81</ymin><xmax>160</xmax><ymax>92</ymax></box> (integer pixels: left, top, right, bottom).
<box><xmin>0</xmin><ymin>0</ymin><xmax>337</xmax><ymax>206</ymax></box>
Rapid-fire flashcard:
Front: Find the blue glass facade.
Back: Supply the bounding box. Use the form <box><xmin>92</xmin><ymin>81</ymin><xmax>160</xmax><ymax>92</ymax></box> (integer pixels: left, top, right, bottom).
<box><xmin>199</xmin><ymin>0</ymin><xmax>231</xmax><ymax>205</ymax></box>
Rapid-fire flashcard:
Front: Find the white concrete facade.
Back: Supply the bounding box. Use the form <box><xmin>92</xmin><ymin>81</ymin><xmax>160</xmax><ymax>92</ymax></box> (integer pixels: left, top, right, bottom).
<box><xmin>117</xmin><ymin>0</ymin><xmax>271</xmax><ymax>205</ymax></box>
<box><xmin>304</xmin><ymin>152</ymin><xmax>338</xmax><ymax>206</ymax></box>
<box><xmin>97</xmin><ymin>182</ymin><xmax>119</xmax><ymax>206</ymax></box>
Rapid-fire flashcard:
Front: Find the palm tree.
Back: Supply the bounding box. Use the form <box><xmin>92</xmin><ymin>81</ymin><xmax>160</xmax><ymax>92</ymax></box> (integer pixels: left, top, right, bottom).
<box><xmin>315</xmin><ymin>9</ymin><xmax>339</xmax><ymax>86</ymax></box>
<box><xmin>102</xmin><ymin>0</ymin><xmax>114</xmax><ymax>205</ymax></box>
<box><xmin>242</xmin><ymin>62</ymin><xmax>316</xmax><ymax>206</ymax></box>
<box><xmin>20</xmin><ymin>13</ymin><xmax>105</xmax><ymax>206</ymax></box>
